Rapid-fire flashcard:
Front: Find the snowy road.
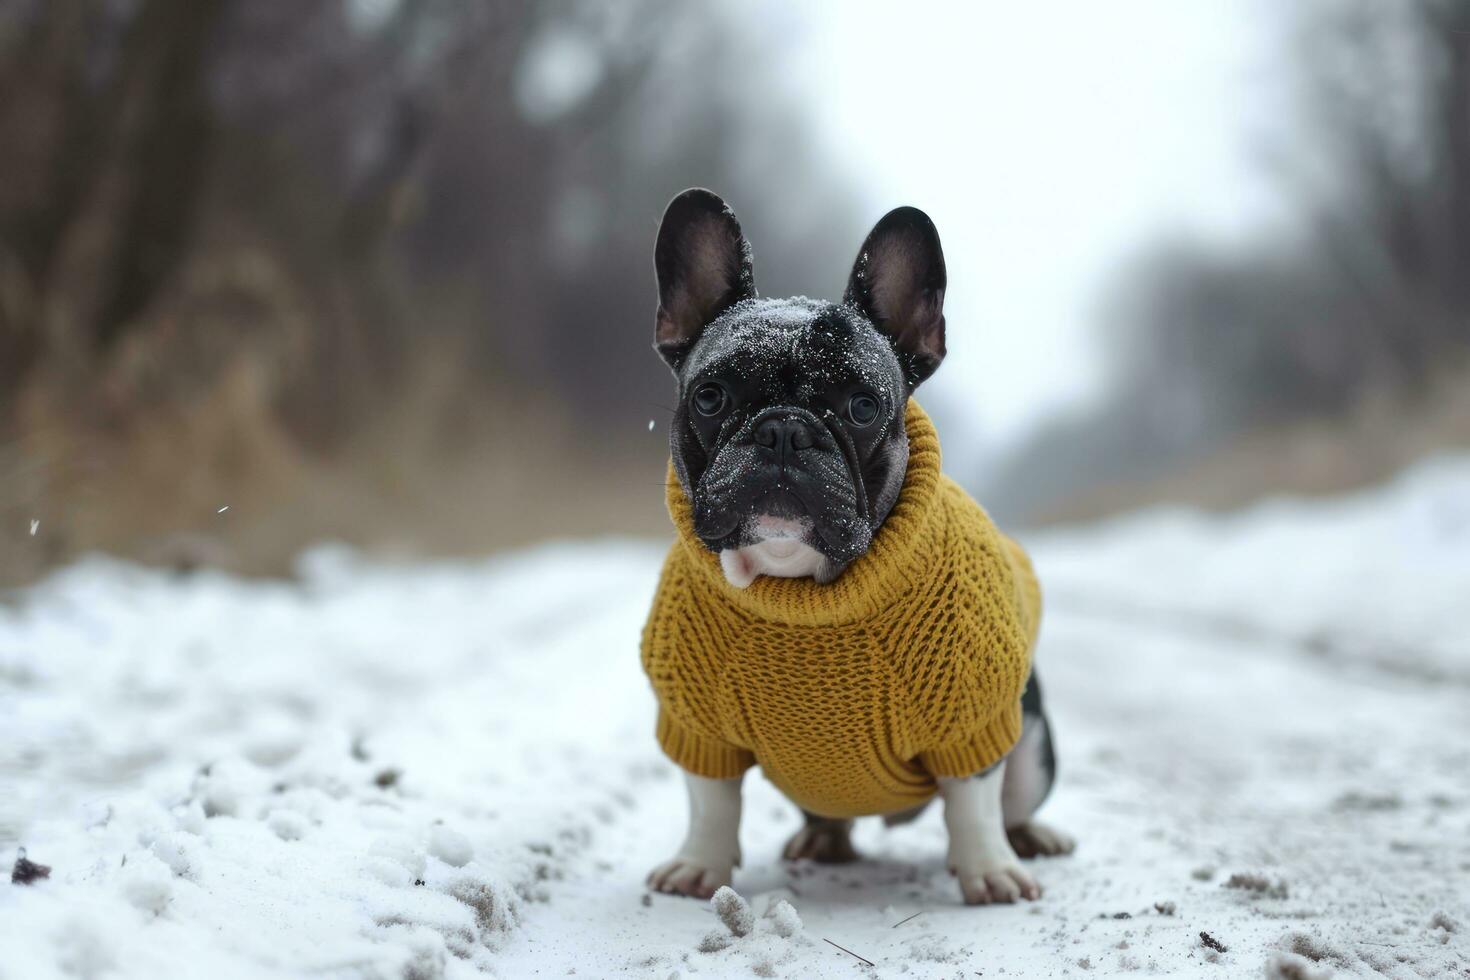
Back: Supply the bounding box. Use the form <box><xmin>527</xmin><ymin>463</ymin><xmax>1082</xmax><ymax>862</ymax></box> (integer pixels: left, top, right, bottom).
<box><xmin>3</xmin><ymin>460</ymin><xmax>1469</xmax><ymax>978</ymax></box>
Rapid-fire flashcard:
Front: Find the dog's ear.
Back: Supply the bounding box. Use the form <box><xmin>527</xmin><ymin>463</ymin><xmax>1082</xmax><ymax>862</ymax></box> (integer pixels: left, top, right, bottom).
<box><xmin>844</xmin><ymin>206</ymin><xmax>947</xmax><ymax>389</ymax></box>
<box><xmin>653</xmin><ymin>188</ymin><xmax>755</xmax><ymax>370</ymax></box>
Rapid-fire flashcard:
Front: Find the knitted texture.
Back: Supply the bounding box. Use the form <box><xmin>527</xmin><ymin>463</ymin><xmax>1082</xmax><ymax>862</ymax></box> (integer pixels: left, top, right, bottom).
<box><xmin>641</xmin><ymin>400</ymin><xmax>1041</xmax><ymax>818</ymax></box>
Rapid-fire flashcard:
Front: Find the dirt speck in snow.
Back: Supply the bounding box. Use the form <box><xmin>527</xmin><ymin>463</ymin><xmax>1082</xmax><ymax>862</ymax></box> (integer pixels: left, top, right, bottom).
<box><xmin>1264</xmin><ymin>952</ymin><xmax>1333</xmax><ymax>980</ymax></box>
<box><xmin>10</xmin><ymin>849</ymin><xmax>51</xmax><ymax>885</ymax></box>
<box><xmin>1224</xmin><ymin>872</ymin><xmax>1289</xmax><ymax>898</ymax></box>
<box><xmin>1429</xmin><ymin>910</ymin><xmax>1459</xmax><ymax>934</ymax></box>
<box><xmin>1331</xmin><ymin>790</ymin><xmax>1403</xmax><ymax>812</ymax></box>
<box><xmin>1199</xmin><ymin>931</ymin><xmax>1228</xmax><ymax>953</ymax></box>
<box><xmin>1282</xmin><ymin>932</ymin><xmax>1351</xmax><ymax>968</ymax></box>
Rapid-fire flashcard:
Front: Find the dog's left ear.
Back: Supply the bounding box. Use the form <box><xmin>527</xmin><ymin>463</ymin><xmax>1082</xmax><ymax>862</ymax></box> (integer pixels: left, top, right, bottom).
<box><xmin>844</xmin><ymin>206</ymin><xmax>947</xmax><ymax>389</ymax></box>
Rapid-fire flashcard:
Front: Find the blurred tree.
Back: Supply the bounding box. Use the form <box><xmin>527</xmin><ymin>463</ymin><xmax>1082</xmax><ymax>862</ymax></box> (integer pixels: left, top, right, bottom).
<box><xmin>1285</xmin><ymin>0</ymin><xmax>1470</xmax><ymax>388</ymax></box>
<box><xmin>1144</xmin><ymin>0</ymin><xmax>1470</xmax><ymax>435</ymax></box>
<box><xmin>0</xmin><ymin>0</ymin><xmax>860</xmax><ymax>435</ymax></box>
<box><xmin>0</xmin><ymin>0</ymin><xmax>223</xmax><ymax>381</ymax></box>
<box><xmin>984</xmin><ymin>0</ymin><xmax>1470</xmax><ymax>523</ymax></box>
<box><xmin>0</xmin><ymin>0</ymin><xmax>864</xmax><ymax>578</ymax></box>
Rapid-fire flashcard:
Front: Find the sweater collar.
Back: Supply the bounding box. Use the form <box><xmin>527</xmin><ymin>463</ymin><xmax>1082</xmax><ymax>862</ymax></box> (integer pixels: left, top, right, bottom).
<box><xmin>666</xmin><ymin>399</ymin><xmax>943</xmax><ymax>627</ymax></box>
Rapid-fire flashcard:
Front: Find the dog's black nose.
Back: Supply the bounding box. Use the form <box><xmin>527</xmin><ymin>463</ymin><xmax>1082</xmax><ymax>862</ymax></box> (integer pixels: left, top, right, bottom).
<box><xmin>754</xmin><ymin>416</ymin><xmax>816</xmax><ymax>462</ymax></box>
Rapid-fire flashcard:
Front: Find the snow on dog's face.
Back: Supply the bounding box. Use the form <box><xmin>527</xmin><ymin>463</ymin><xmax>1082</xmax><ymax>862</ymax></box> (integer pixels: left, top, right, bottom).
<box><xmin>651</xmin><ymin>189</ymin><xmax>947</xmax><ymax>582</ymax></box>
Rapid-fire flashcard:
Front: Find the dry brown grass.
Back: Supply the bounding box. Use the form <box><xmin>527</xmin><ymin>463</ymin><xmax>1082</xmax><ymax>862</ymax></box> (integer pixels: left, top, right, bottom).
<box><xmin>0</xmin><ymin>348</ymin><xmax>669</xmax><ymax>588</ymax></box>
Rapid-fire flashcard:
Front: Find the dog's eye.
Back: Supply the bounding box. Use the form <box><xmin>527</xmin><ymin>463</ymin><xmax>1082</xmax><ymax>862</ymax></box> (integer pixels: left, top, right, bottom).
<box><xmin>692</xmin><ymin>383</ymin><xmax>727</xmax><ymax>417</ymax></box>
<box><xmin>847</xmin><ymin>392</ymin><xmax>880</xmax><ymax>426</ymax></box>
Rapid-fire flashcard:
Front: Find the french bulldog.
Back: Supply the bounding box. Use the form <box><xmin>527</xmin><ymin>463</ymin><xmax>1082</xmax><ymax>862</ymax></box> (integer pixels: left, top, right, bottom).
<box><xmin>644</xmin><ymin>189</ymin><xmax>1073</xmax><ymax>905</ymax></box>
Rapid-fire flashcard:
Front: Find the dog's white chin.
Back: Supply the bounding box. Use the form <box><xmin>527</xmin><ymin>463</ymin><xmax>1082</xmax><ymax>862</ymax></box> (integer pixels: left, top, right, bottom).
<box><xmin>719</xmin><ymin>515</ymin><xmax>827</xmax><ymax>588</ymax></box>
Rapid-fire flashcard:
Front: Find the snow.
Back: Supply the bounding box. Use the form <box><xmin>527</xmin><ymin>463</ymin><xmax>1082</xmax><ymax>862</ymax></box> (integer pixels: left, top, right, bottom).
<box><xmin>3</xmin><ymin>457</ymin><xmax>1469</xmax><ymax>978</ymax></box>
<box><xmin>711</xmin><ymin>886</ymin><xmax>754</xmax><ymax>938</ymax></box>
<box><xmin>765</xmin><ymin>898</ymin><xmax>802</xmax><ymax>939</ymax></box>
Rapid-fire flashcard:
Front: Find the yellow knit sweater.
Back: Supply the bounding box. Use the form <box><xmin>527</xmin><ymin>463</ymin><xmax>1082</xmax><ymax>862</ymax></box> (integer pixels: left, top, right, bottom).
<box><xmin>641</xmin><ymin>401</ymin><xmax>1041</xmax><ymax>818</ymax></box>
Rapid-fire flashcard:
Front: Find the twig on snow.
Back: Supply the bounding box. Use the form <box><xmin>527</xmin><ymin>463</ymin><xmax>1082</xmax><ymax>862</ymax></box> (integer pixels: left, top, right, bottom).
<box><xmin>823</xmin><ymin>937</ymin><xmax>875</xmax><ymax>967</ymax></box>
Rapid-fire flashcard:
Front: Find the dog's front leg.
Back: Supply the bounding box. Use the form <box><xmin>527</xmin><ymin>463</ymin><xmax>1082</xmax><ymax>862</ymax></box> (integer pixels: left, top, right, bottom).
<box><xmin>939</xmin><ymin>762</ymin><xmax>1041</xmax><ymax>905</ymax></box>
<box><xmin>647</xmin><ymin>771</ymin><xmax>743</xmax><ymax>898</ymax></box>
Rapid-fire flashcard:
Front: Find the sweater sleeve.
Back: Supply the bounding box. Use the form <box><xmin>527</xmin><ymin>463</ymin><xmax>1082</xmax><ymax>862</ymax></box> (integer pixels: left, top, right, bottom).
<box><xmin>917</xmin><ymin>699</ymin><xmax>1024</xmax><ymax>778</ymax></box>
<box><xmin>655</xmin><ymin>707</ymin><xmax>755</xmax><ymax>780</ymax></box>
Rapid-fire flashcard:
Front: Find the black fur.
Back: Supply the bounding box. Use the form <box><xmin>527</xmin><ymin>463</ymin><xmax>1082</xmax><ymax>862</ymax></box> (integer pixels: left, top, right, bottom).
<box><xmin>1019</xmin><ymin>669</ymin><xmax>1058</xmax><ymax>810</ymax></box>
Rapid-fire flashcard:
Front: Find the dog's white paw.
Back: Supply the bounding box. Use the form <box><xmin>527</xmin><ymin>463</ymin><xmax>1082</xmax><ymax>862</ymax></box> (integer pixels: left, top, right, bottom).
<box><xmin>949</xmin><ymin>854</ymin><xmax>1041</xmax><ymax>905</ymax></box>
<box><xmin>937</xmin><ymin>769</ymin><xmax>1044</xmax><ymax>906</ymax></box>
<box><xmin>951</xmin><ymin>860</ymin><xmax>1041</xmax><ymax>904</ymax></box>
<box><xmin>646</xmin><ymin>856</ymin><xmax>732</xmax><ymax>899</ymax></box>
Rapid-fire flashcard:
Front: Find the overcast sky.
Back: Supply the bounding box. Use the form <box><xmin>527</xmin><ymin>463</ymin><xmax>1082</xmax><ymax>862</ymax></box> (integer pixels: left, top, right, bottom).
<box><xmin>766</xmin><ymin>0</ymin><xmax>1294</xmax><ymax>461</ymax></box>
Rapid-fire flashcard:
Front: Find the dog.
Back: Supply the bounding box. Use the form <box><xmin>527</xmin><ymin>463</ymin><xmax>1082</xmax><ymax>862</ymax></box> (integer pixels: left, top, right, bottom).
<box><xmin>641</xmin><ymin>189</ymin><xmax>1073</xmax><ymax>906</ymax></box>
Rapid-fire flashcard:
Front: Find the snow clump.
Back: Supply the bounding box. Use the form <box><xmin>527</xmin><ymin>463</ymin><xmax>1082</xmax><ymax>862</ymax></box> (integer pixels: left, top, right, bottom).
<box><xmin>710</xmin><ymin>885</ymin><xmax>754</xmax><ymax>937</ymax></box>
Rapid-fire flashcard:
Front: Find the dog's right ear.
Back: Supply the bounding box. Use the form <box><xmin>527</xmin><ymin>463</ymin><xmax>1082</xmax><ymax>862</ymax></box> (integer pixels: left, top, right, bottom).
<box><xmin>653</xmin><ymin>189</ymin><xmax>755</xmax><ymax>370</ymax></box>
